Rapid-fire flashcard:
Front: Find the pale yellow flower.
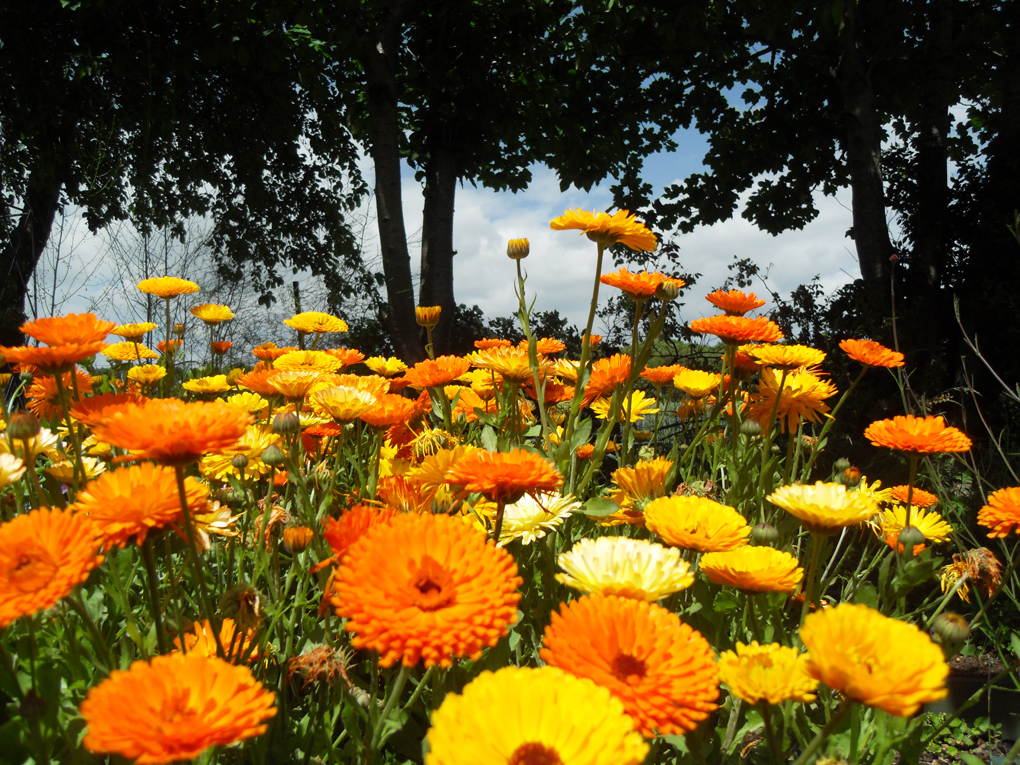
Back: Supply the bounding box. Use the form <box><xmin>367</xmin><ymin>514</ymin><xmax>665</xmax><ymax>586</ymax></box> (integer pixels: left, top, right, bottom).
<box><xmin>364</xmin><ymin>356</ymin><xmax>408</xmax><ymax>377</ymax></box>
<box><xmin>556</xmin><ymin>536</ymin><xmax>694</xmax><ymax>601</ymax></box>
<box><xmin>127</xmin><ymin>364</ymin><xmax>167</xmax><ymax>386</ymax></box>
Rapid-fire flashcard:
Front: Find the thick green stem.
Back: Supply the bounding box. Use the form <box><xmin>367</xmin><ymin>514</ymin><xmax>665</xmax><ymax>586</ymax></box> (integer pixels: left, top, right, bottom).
<box><xmin>370</xmin><ymin>664</ymin><xmax>411</xmax><ymax>753</ymax></box>
<box><xmin>140</xmin><ymin>537</ymin><xmax>169</xmax><ymax>654</ymax></box>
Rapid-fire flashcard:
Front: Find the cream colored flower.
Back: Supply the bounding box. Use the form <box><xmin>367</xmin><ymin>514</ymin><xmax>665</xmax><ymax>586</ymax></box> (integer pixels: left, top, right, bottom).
<box><xmin>556</xmin><ymin>536</ymin><xmax>694</xmax><ymax>601</ymax></box>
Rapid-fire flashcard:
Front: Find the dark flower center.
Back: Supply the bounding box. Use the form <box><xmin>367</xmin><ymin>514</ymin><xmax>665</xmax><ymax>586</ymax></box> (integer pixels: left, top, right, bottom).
<box><xmin>611</xmin><ymin>652</ymin><xmax>648</xmax><ymax>682</ymax></box>
<box><xmin>409</xmin><ymin>555</ymin><xmax>454</xmax><ymax>611</ymax></box>
<box><xmin>509</xmin><ymin>742</ymin><xmax>563</xmax><ymax>765</ymax></box>
<box><xmin>10</xmin><ymin>550</ymin><xmax>57</xmax><ymax>593</ymax></box>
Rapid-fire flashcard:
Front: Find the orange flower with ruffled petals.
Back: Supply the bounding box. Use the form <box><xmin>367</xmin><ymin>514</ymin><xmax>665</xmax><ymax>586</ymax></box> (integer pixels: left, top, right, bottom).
<box><xmin>0</xmin><ymin>343</ymin><xmax>106</xmax><ymax>375</ymax></box>
<box><xmin>70</xmin><ymin>463</ymin><xmax>208</xmax><ymax>548</ymax></box>
<box><xmin>324</xmin><ymin>347</ymin><xmax>365</xmax><ymax>369</ymax></box>
<box><xmin>91</xmin><ymin>399</ymin><xmax>250</xmax><ymax>466</ymax></box>
<box><xmin>69</xmin><ymin>392</ymin><xmax>144</xmax><ymax>429</ymax></box>
<box><xmin>474</xmin><ymin>338</ymin><xmax>512</xmax><ymax>350</ymax></box>
<box><xmin>584</xmin><ymin>353</ymin><xmax>631</xmax><ymax>403</ymax></box>
<box><xmin>469</xmin><ymin>347</ymin><xmax>541</xmax><ymax>384</ymax></box>
<box><xmin>888</xmin><ymin>485</ymin><xmax>938</xmax><ymax>508</ymax></box>
<box><xmin>332</xmin><ymin>513</ymin><xmax>521</xmax><ymax>668</ymax></box>
<box><xmin>641</xmin><ymin>364</ymin><xmax>684</xmax><ymax>387</ymax></box>
<box><xmin>518</xmin><ymin>337</ymin><xmax>567</xmax><ymax>356</ymax></box>
<box><xmin>80</xmin><ymin>652</ymin><xmax>277</xmax><ymax>764</ymax></box>
<box><xmin>267</xmin><ymin>369</ymin><xmax>323</xmax><ymax>400</ymax></box>
<box><xmin>0</xmin><ymin>507</ymin><xmax>103</xmax><ymax>628</ymax></box>
<box><xmin>977</xmin><ymin>487</ymin><xmax>1020</xmax><ymax>538</ymax></box>
<box><xmin>540</xmin><ymin>594</ymin><xmax>718</xmax><ymax>738</ymax></box>
<box><xmin>446</xmin><ymin>448</ymin><xmax>563</xmax><ymax>504</ymax></box>
<box><xmin>864</xmin><ymin>415</ymin><xmax>971</xmax><ymax>454</ymax></box>
<box><xmin>360</xmin><ymin>393</ymin><xmax>419</xmax><ymax>429</ymax></box>
<box><xmin>210</xmin><ymin>341</ymin><xmax>233</xmax><ymax>355</ymax></box>
<box><xmin>600</xmin><ymin>268</ymin><xmax>667</xmax><ymax>301</ymax></box>
<box><xmin>26</xmin><ymin>370</ymin><xmax>93</xmax><ymax>421</ymax></box>
<box><xmin>322</xmin><ymin>504</ymin><xmax>399</xmax><ymax>565</ymax></box>
<box><xmin>705</xmin><ymin>290</ymin><xmax>766</xmax><ymax>316</ymax></box>
<box><xmin>404</xmin><ymin>356</ymin><xmax>472</xmax><ymax>389</ymax></box>
<box><xmin>21</xmin><ymin>313</ymin><xmax>115</xmax><ymax>346</ymax></box>
<box><xmin>689</xmin><ymin>315</ymin><xmax>783</xmax><ymax>345</ymax></box>
<box><xmin>551</xmin><ymin>209</ymin><xmax>658</xmax><ymax>252</ymax></box>
<box><xmin>840</xmin><ymin>338</ymin><xmax>905</xmax><ymax>368</ymax></box>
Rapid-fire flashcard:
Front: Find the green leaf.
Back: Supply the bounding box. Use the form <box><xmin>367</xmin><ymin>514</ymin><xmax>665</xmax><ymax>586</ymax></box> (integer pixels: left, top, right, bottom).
<box><xmin>481</xmin><ymin>426</ymin><xmax>498</xmax><ymax>452</ymax></box>
<box><xmin>569</xmin><ymin>418</ymin><xmax>593</xmax><ymax>451</ymax></box>
<box><xmin>855</xmin><ymin>582</ymin><xmax>879</xmax><ymax>610</ymax></box>
<box><xmin>713</xmin><ymin>590</ymin><xmax>741</xmax><ymax>614</ymax></box>
<box><xmin>580</xmin><ymin>497</ymin><xmax>619</xmax><ymax>518</ymax></box>
<box><xmin>959</xmin><ymin>754</ymin><xmax>984</xmax><ymax>765</ymax></box>
<box><xmin>1010</xmin><ymin>632</ymin><xmax>1020</xmax><ymax>662</ymax></box>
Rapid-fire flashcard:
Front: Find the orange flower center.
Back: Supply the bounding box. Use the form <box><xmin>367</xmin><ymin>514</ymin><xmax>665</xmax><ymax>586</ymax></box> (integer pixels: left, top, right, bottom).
<box><xmin>156</xmin><ymin>688</ymin><xmax>201</xmax><ymax>729</ymax></box>
<box><xmin>409</xmin><ymin>555</ymin><xmax>455</xmax><ymax>611</ymax></box>
<box><xmin>9</xmin><ymin>550</ymin><xmax>57</xmax><ymax>593</ymax></box>
<box><xmin>611</xmin><ymin>652</ymin><xmax>648</xmax><ymax>682</ymax></box>
<box><xmin>509</xmin><ymin>742</ymin><xmax>564</xmax><ymax>765</ymax></box>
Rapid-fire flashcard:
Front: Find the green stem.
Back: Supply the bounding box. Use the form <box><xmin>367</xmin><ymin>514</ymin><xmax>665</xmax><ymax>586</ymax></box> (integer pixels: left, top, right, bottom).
<box><xmin>140</xmin><ymin>536</ymin><xmax>169</xmax><ymax>654</ymax></box>
<box><xmin>66</xmin><ymin>593</ymin><xmax>115</xmax><ymax>673</ymax></box>
<box><xmin>370</xmin><ymin>664</ymin><xmax>411</xmax><ymax>753</ymax></box>
<box><xmin>789</xmin><ymin>701</ymin><xmax>851</xmax><ymax>765</ymax></box>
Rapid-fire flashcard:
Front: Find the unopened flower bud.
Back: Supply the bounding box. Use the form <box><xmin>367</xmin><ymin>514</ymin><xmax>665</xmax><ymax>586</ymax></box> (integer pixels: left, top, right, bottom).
<box><xmin>837</xmin><ymin>467</ymin><xmax>862</xmax><ymax>487</ymax></box>
<box><xmin>751</xmin><ymin>523</ymin><xmax>780</xmax><ymax>547</ymax></box>
<box><xmin>172</xmin><ymin>323</ymin><xmax>186</xmax><ymax>336</ymax></box>
<box><xmin>506</xmin><ymin>238</ymin><xmax>530</xmax><ymax>260</ymax></box>
<box><xmin>833</xmin><ymin>458</ymin><xmax>851</xmax><ymax>474</ymax></box>
<box><xmin>932</xmin><ymin>612</ymin><xmax>971</xmax><ymax>659</ymax></box>
<box><xmin>897</xmin><ymin>525</ymin><xmax>927</xmax><ymax>555</ymax></box>
<box><xmin>633</xmin><ymin>429</ymin><xmax>652</xmax><ymax>442</ymax></box>
<box><xmin>7</xmin><ymin>411</ymin><xmax>40</xmax><ymax>441</ymax></box>
<box><xmin>655</xmin><ymin>279</ymin><xmax>681</xmax><ymax>302</ymax></box>
<box><xmin>219</xmin><ymin>488</ymin><xmax>245</xmax><ymax>509</ymax></box>
<box><xmin>415</xmin><ymin>306</ymin><xmax>441</xmax><ymax>329</ymax></box>
<box><xmin>219</xmin><ymin>582</ymin><xmax>263</xmax><ymax>632</ymax></box>
<box><xmin>231</xmin><ymin>454</ymin><xmax>249</xmax><ymax>471</ymax></box>
<box><xmin>272</xmin><ymin>411</ymin><xmax>301</xmax><ymax>435</ymax></box>
<box><xmin>283</xmin><ymin>526</ymin><xmax>314</xmax><ymax>554</ymax></box>
<box><xmin>739</xmin><ymin>419</ymin><xmax>762</xmax><ymax>437</ymax></box>
<box><xmin>261</xmin><ymin>444</ymin><xmax>287</xmax><ymax>467</ymax></box>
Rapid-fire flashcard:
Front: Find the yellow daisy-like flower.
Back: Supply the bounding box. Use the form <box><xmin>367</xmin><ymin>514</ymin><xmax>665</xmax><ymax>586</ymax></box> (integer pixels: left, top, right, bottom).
<box><xmin>745</xmin><ymin>344</ymin><xmax>826</xmax><ymax>370</ymax></box>
<box><xmin>486</xmin><ymin>493</ymin><xmax>580</xmax><ymax>546</ymax></box>
<box><xmin>425</xmin><ymin>665</ymin><xmax>648</xmax><ymax>765</ymax></box>
<box><xmin>189</xmin><ymin>303</ymin><xmax>235</xmax><ymax>325</ymax></box>
<box><xmin>800</xmin><ymin>603</ymin><xmax>948</xmax><ymax>716</ymax></box>
<box><xmin>768</xmin><ymin>482</ymin><xmax>879</xmax><ymax>535</ymax></box>
<box><xmin>855</xmin><ymin>476</ymin><xmax>893</xmax><ymax>507</ymax></box>
<box><xmin>591</xmin><ymin>390</ymin><xmax>659</xmax><ymax>423</ymax></box>
<box><xmin>612</xmin><ymin>456</ymin><xmax>673</xmax><ymax>510</ymax></box>
<box><xmin>46</xmin><ymin>456</ymin><xmax>106</xmax><ymax>484</ymax></box>
<box><xmin>267</xmin><ymin>370</ymin><xmax>322</xmax><ymax>400</ymax></box>
<box><xmin>469</xmin><ymin>346</ymin><xmax>541</xmax><ymax>384</ymax></box>
<box><xmin>0</xmin><ymin>427</ymin><xmax>61</xmax><ymax>462</ymax></box>
<box><xmin>748</xmin><ymin>368</ymin><xmax>837</xmax><ymax>433</ymax></box>
<box><xmin>274</xmin><ymin>350</ymin><xmax>344</xmax><ymax>373</ymax></box>
<box><xmin>136</xmin><ymin>276</ymin><xmax>200</xmax><ymax>299</ymax></box>
<box><xmin>556</xmin><ymin>537</ymin><xmax>694</xmax><ymax>601</ymax></box>
<box><xmin>111</xmin><ymin>322</ymin><xmax>158</xmax><ymax>340</ymax></box>
<box><xmin>198</xmin><ymin>425</ymin><xmax>280</xmax><ymax>482</ymax></box>
<box><xmin>103</xmin><ymin>341</ymin><xmax>160</xmax><ymax>361</ymax></box>
<box><xmin>182</xmin><ymin>375</ymin><xmax>232</xmax><ymax>395</ymax></box>
<box><xmin>717</xmin><ymin>642</ymin><xmax>818</xmax><ymax>705</ymax></box>
<box><xmin>364</xmin><ymin>356</ymin><xmax>408</xmax><ymax>377</ymax></box>
<box><xmin>699</xmin><ymin>547</ymin><xmax>804</xmax><ymax>593</ymax></box>
<box><xmin>225</xmin><ymin>391</ymin><xmax>269</xmax><ymax>417</ymax></box>
<box><xmin>645</xmin><ymin>495</ymin><xmax>750</xmax><ymax>552</ymax></box>
<box><xmin>312</xmin><ymin>386</ymin><xmax>377</xmax><ymax>423</ymax></box>
<box><xmin>0</xmin><ymin>454</ymin><xmax>27</xmax><ymax>488</ymax></box>
<box><xmin>406</xmin><ymin>446</ymin><xmax>483</xmax><ymax>509</ymax></box>
<box><xmin>673</xmin><ymin>368</ymin><xmax>722</xmax><ymax>399</ymax></box>
<box><xmin>127</xmin><ymin>365</ymin><xmax>167</xmax><ymax>386</ymax></box>
<box><xmin>284</xmin><ymin>311</ymin><xmax>348</xmax><ymax>335</ymax></box>
<box><xmin>551</xmin><ymin>358</ymin><xmax>582</xmax><ymax>383</ymax></box>
<box><xmin>874</xmin><ymin>504</ymin><xmax>953</xmax><ymax>544</ymax></box>
<box><xmin>415</xmin><ymin>305</ymin><xmax>442</xmax><ymax>329</ymax></box>
<box><xmin>550</xmin><ymin>208</ymin><xmax>658</xmax><ymax>252</ymax></box>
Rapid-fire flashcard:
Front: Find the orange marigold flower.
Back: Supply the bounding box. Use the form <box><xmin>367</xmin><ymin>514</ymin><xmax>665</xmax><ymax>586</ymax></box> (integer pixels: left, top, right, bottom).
<box><xmin>21</xmin><ymin>313</ymin><xmax>115</xmax><ymax>346</ymax></box>
<box><xmin>69</xmin><ymin>392</ymin><xmax>144</xmax><ymax>429</ymax></box>
<box><xmin>840</xmin><ymin>338</ymin><xmax>905</xmax><ymax>368</ymax></box>
<box><xmin>210</xmin><ymin>341</ymin><xmax>233</xmax><ymax>355</ymax></box>
<box><xmin>705</xmin><ymin>290</ymin><xmax>766</xmax><ymax>316</ymax></box>
<box><xmin>332</xmin><ymin>513</ymin><xmax>522</xmax><ymax>668</ymax></box>
<box><xmin>474</xmin><ymin>337</ymin><xmax>512</xmax><ymax>350</ymax></box>
<box><xmin>746</xmin><ymin>344</ymin><xmax>826</xmax><ymax>370</ymax></box>
<box><xmin>91</xmin><ymin>399</ymin><xmax>251</xmax><ymax>466</ymax></box>
<box><xmin>284</xmin><ymin>311</ymin><xmax>348</xmax><ymax>334</ymax></box>
<box><xmin>252</xmin><ymin>342</ymin><xmax>298</xmax><ymax>362</ymax></box>
<box><xmin>0</xmin><ymin>343</ymin><xmax>106</xmax><ymax>375</ymax></box>
<box><xmin>584</xmin><ymin>353</ymin><xmax>631</xmax><ymax>403</ymax></box>
<box><xmin>888</xmin><ymin>485</ymin><xmax>939</xmax><ymax>508</ymax></box>
<box><xmin>519</xmin><ymin>337</ymin><xmax>567</xmax><ymax>355</ymax></box>
<box><xmin>748</xmin><ymin>368</ymin><xmax>838</xmax><ymax>433</ymax></box>
<box><xmin>446</xmin><ymin>448</ymin><xmax>563</xmax><ymax>504</ymax></box>
<box><xmin>864</xmin><ymin>415</ymin><xmax>972</xmax><ymax>454</ymax></box>
<box><xmin>157</xmin><ymin>339</ymin><xmax>183</xmax><ymax>356</ymax></box>
<box><xmin>689</xmin><ymin>315</ymin><xmax>784</xmax><ymax>345</ymax></box>
<box><xmin>137</xmin><ymin>276</ymin><xmax>200</xmax><ymax>299</ymax></box>
<box><xmin>0</xmin><ymin>507</ymin><xmax>103</xmax><ymax>627</ymax></box>
<box><xmin>404</xmin><ymin>355</ymin><xmax>471</xmax><ymax>389</ymax></box>
<box><xmin>173</xmin><ymin>618</ymin><xmax>259</xmax><ymax>662</ymax></box>
<box><xmin>699</xmin><ymin>547</ymin><xmax>804</xmax><ymax>593</ymax></box>
<box><xmin>80</xmin><ymin>652</ymin><xmax>277</xmax><ymax>764</ymax></box>
<box><xmin>540</xmin><ymin>594</ymin><xmax>718</xmax><ymax>738</ymax></box>
<box><xmin>235</xmin><ymin>367</ymin><xmax>280</xmax><ymax>397</ymax></box>
<box><xmin>600</xmin><ymin>268</ymin><xmax>667</xmax><ymax>301</ymax></box>
<box><xmin>360</xmin><ymin>393</ymin><xmax>419</xmax><ymax>429</ymax></box>
<box><xmin>70</xmin><ymin>463</ymin><xmax>208</xmax><ymax>548</ymax></box>
<box><xmin>644</xmin><ymin>495</ymin><xmax>750</xmax><ymax>552</ymax></box>
<box><xmin>641</xmin><ymin>364</ymin><xmax>684</xmax><ymax>387</ymax></box>
<box><xmin>550</xmin><ymin>208</ymin><xmax>658</xmax><ymax>252</ymax></box>
<box><xmin>324</xmin><ymin>347</ymin><xmax>365</xmax><ymax>369</ymax></box>
<box><xmin>26</xmin><ymin>370</ymin><xmax>93</xmax><ymax>421</ymax></box>
<box><xmin>977</xmin><ymin>487</ymin><xmax>1020</xmax><ymax>538</ymax></box>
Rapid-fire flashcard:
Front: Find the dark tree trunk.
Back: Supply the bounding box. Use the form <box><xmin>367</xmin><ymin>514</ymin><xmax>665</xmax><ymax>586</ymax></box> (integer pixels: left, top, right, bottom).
<box><xmin>0</xmin><ymin>180</ymin><xmax>61</xmax><ymax>348</ymax></box>
<box><xmin>837</xmin><ymin>7</ymin><xmax>894</xmax><ymax>284</ymax></box>
<box><xmin>419</xmin><ymin>135</ymin><xmax>457</xmax><ymax>355</ymax></box>
<box><xmin>357</xmin><ymin>1</ymin><xmax>425</xmax><ymax>364</ymax></box>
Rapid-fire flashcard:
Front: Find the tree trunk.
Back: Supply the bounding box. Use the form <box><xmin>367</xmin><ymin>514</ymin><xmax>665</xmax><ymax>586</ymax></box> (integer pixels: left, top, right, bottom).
<box><xmin>837</xmin><ymin>8</ymin><xmax>894</xmax><ymax>284</ymax></box>
<box><xmin>419</xmin><ymin>134</ymin><xmax>458</xmax><ymax>355</ymax></box>
<box><xmin>357</xmin><ymin>2</ymin><xmax>425</xmax><ymax>364</ymax></box>
<box><xmin>0</xmin><ymin>181</ymin><xmax>61</xmax><ymax>348</ymax></box>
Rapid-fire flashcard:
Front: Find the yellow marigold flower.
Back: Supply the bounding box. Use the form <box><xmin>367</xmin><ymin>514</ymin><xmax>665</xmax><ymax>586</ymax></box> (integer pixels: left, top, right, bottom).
<box><xmin>552</xmin><ymin>358</ymin><xmax>581</xmax><ymax>382</ymax></box>
<box><xmin>185</xmin><ymin>500</ymin><xmax>242</xmax><ymax>552</ymax></box>
<box><xmin>136</xmin><ymin>276</ymin><xmax>200</xmax><ymax>299</ymax></box>
<box><xmin>592</xmin><ymin>390</ymin><xmax>659</xmax><ymax>423</ymax></box>
<box><xmin>556</xmin><ymin>537</ymin><xmax>694</xmax><ymax>601</ymax></box>
<box><xmin>127</xmin><ymin>364</ymin><xmax>167</xmax><ymax>386</ymax></box>
<box><xmin>111</xmin><ymin>322</ymin><xmax>158</xmax><ymax>340</ymax></box>
<box><xmin>102</xmin><ymin>341</ymin><xmax>160</xmax><ymax>361</ymax></box>
<box><xmin>189</xmin><ymin>303</ymin><xmax>235</xmax><ymax>325</ymax></box>
<box><xmin>864</xmin><ymin>415</ymin><xmax>972</xmax><ymax>455</ymax></box>
<box><xmin>745</xmin><ymin>343</ymin><xmax>826</xmax><ymax>370</ymax></box>
<box><xmin>612</xmin><ymin>456</ymin><xmax>673</xmax><ymax>509</ymax></box>
<box><xmin>717</xmin><ymin>642</ymin><xmax>818</xmax><ymax>705</ymax></box>
<box><xmin>284</xmin><ymin>311</ymin><xmax>348</xmax><ymax>335</ymax></box>
<box><xmin>267</xmin><ymin>369</ymin><xmax>322</xmax><ymax>400</ymax></box>
<box><xmin>768</xmin><ymin>482</ymin><xmax>878</xmax><ymax>535</ymax></box>
<box><xmin>748</xmin><ymin>368</ymin><xmax>837</xmax><ymax>433</ymax></box>
<box><xmin>415</xmin><ymin>305</ymin><xmax>442</xmax><ymax>329</ymax></box>
<box><xmin>274</xmin><ymin>350</ymin><xmax>344</xmax><ymax>373</ymax></box>
<box><xmin>182</xmin><ymin>375</ymin><xmax>232</xmax><ymax>394</ymax></box>
<box><xmin>551</xmin><ymin>208</ymin><xmax>658</xmax><ymax>252</ymax></box>
<box><xmin>874</xmin><ymin>504</ymin><xmax>953</xmax><ymax>545</ymax></box>
<box><xmin>976</xmin><ymin>487</ymin><xmax>1020</xmax><ymax>537</ymax></box>
<box><xmin>800</xmin><ymin>603</ymin><xmax>948</xmax><ymax>716</ymax></box>
<box><xmin>312</xmin><ymin>385</ymin><xmax>377</xmax><ymax>423</ymax></box>
<box><xmin>173</xmin><ymin>618</ymin><xmax>258</xmax><ymax>663</ymax></box>
<box><xmin>46</xmin><ymin>456</ymin><xmax>105</xmax><ymax>484</ymax></box>
<box><xmin>699</xmin><ymin>546</ymin><xmax>804</xmax><ymax>593</ymax></box>
<box><xmin>315</xmin><ymin>372</ymin><xmax>391</xmax><ymax>400</ymax></box>
<box><xmin>0</xmin><ymin>453</ymin><xmax>27</xmax><ymax>488</ymax></box>
<box><xmin>426</xmin><ymin>665</ymin><xmax>649</xmax><ymax>765</ymax></box>
<box><xmin>855</xmin><ymin>476</ymin><xmax>893</xmax><ymax>506</ymax></box>
<box><xmin>199</xmin><ymin>425</ymin><xmax>279</xmax><ymax>482</ymax></box>
<box><xmin>0</xmin><ymin>427</ymin><xmax>61</xmax><ymax>462</ymax></box>
<box><xmin>469</xmin><ymin>346</ymin><xmax>541</xmax><ymax>384</ymax></box>
<box><xmin>482</xmin><ymin>492</ymin><xmax>579</xmax><ymax>546</ymax></box>
<box><xmin>645</xmin><ymin>495</ymin><xmax>750</xmax><ymax>552</ymax></box>
<box><xmin>225</xmin><ymin>391</ymin><xmax>269</xmax><ymax>416</ymax></box>
<box><xmin>364</xmin><ymin>355</ymin><xmax>408</xmax><ymax>377</ymax></box>
<box><xmin>673</xmin><ymin>368</ymin><xmax>722</xmax><ymax>399</ymax></box>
